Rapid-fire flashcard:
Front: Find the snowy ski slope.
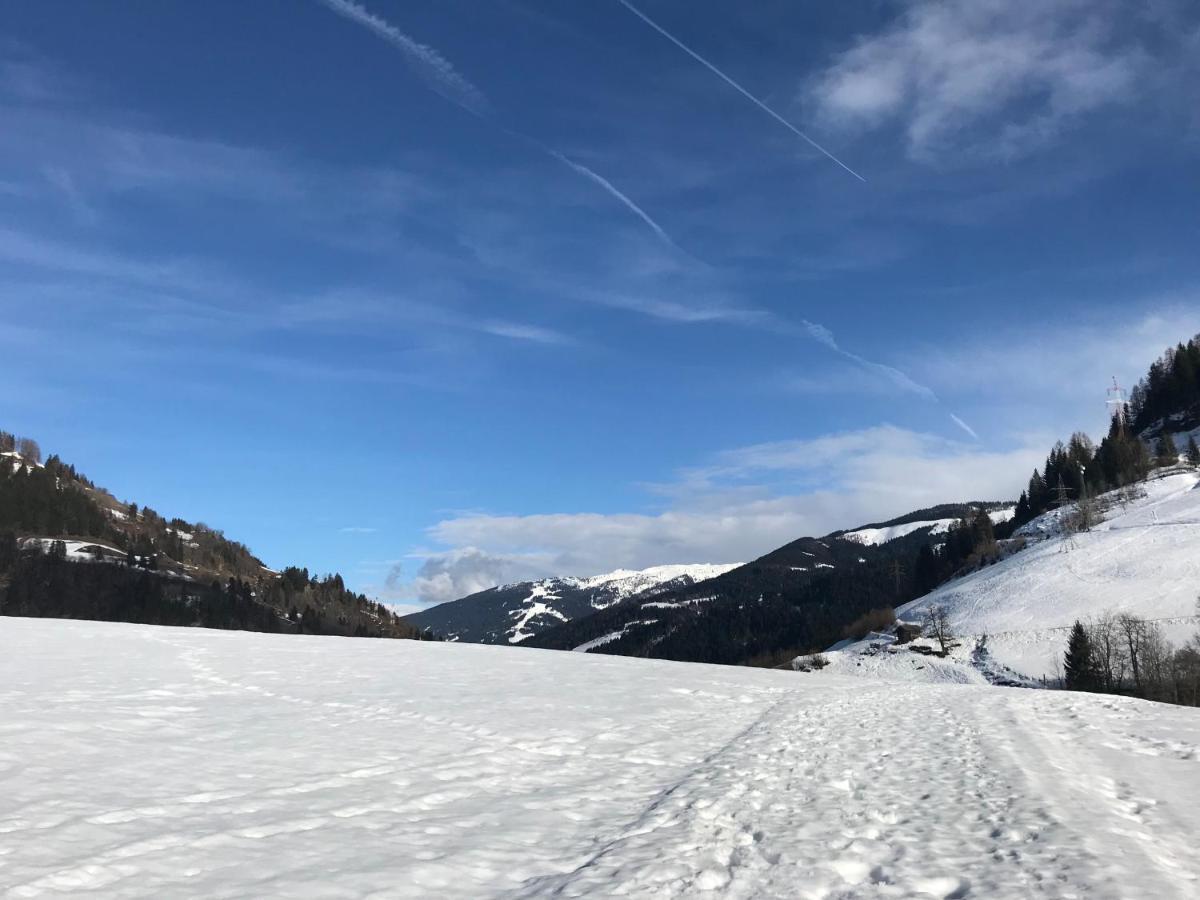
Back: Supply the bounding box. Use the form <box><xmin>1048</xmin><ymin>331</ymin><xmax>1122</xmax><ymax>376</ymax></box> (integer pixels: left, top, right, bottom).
<box><xmin>3</xmin><ymin>618</ymin><xmax>1199</xmax><ymax>898</ymax></box>
<box><xmin>899</xmin><ymin>471</ymin><xmax>1200</xmax><ymax>680</ymax></box>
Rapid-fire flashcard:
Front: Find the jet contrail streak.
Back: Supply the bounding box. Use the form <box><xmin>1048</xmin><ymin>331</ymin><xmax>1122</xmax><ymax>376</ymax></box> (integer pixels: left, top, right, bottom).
<box><xmin>319</xmin><ymin>0</ymin><xmax>490</xmax><ymax>116</ymax></box>
<box><xmin>617</xmin><ymin>0</ymin><xmax>865</xmax><ymax>182</ymax></box>
<box><xmin>547</xmin><ymin>149</ymin><xmax>684</xmax><ymax>254</ymax></box>
<box><xmin>950</xmin><ymin>414</ymin><xmax>980</xmax><ymax>441</ymax></box>
<box><xmin>316</xmin><ymin>0</ymin><xmax>686</xmax><ymax>252</ymax></box>
<box><xmin>801</xmin><ymin>320</ymin><xmax>937</xmax><ymax>401</ymax></box>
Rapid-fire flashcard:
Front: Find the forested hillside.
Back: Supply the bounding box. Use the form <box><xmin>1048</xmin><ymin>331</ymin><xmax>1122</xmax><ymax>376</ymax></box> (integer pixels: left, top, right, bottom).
<box><xmin>1010</xmin><ymin>334</ymin><xmax>1200</xmax><ymax>530</ymax></box>
<box><xmin>1129</xmin><ymin>336</ymin><xmax>1200</xmax><ymax>436</ymax></box>
<box><xmin>0</xmin><ymin>431</ymin><xmax>426</xmax><ymax>640</ymax></box>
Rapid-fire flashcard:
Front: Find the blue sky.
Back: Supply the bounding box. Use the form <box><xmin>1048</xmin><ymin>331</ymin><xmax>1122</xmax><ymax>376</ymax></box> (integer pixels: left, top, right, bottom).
<box><xmin>3</xmin><ymin>0</ymin><xmax>1199</xmax><ymax>610</ymax></box>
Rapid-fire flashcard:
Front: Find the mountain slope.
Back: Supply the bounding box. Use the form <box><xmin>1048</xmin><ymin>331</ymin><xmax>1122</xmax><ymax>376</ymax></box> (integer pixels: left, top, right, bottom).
<box><xmin>895</xmin><ymin>469</ymin><xmax>1200</xmax><ymax>681</ymax></box>
<box><xmin>404</xmin><ymin>563</ymin><xmax>740</xmax><ymax>644</ymax></box>
<box><xmin>526</xmin><ymin>503</ymin><xmax>1013</xmax><ymax>665</ymax></box>
<box><xmin>0</xmin><ymin>431</ymin><xmax>424</xmax><ymax>640</ymax></box>
<box><xmin>5</xmin><ymin>617</ymin><xmax>1199</xmax><ymax>898</ymax></box>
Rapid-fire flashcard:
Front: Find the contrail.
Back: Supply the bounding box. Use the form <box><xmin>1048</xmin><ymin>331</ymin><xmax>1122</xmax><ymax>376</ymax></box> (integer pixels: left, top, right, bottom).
<box><xmin>802</xmin><ymin>320</ymin><xmax>978</xmax><ymax>440</ymax></box>
<box><xmin>318</xmin><ymin>0</ymin><xmax>490</xmax><ymax>116</ymax></box>
<box><xmin>949</xmin><ymin>414</ymin><xmax>979</xmax><ymax>441</ymax></box>
<box><xmin>316</xmin><ymin>0</ymin><xmax>685</xmax><ymax>253</ymax></box>
<box><xmin>801</xmin><ymin>320</ymin><xmax>935</xmax><ymax>401</ymax></box>
<box><xmin>547</xmin><ymin>149</ymin><xmax>685</xmax><ymax>255</ymax></box>
<box><xmin>616</xmin><ymin>0</ymin><xmax>865</xmax><ymax>182</ymax></box>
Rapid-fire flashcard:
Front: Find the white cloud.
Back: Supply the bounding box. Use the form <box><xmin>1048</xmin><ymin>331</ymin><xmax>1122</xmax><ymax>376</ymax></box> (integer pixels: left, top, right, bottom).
<box><xmin>405</xmin><ymin>547</ymin><xmax>543</xmax><ymax>606</ymax></box>
<box><xmin>810</xmin><ymin>0</ymin><xmax>1147</xmax><ymax>159</ymax></box>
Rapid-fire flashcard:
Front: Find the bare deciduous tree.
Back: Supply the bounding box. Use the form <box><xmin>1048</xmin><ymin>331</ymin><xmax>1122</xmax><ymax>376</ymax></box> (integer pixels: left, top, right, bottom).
<box><xmin>1116</xmin><ymin>613</ymin><xmax>1149</xmax><ymax>692</ymax></box>
<box><xmin>924</xmin><ymin>605</ymin><xmax>954</xmax><ymax>655</ymax></box>
<box><xmin>15</xmin><ymin>437</ymin><xmax>41</xmax><ymax>464</ymax></box>
<box><xmin>1087</xmin><ymin>612</ymin><xmax>1128</xmax><ymax>693</ymax></box>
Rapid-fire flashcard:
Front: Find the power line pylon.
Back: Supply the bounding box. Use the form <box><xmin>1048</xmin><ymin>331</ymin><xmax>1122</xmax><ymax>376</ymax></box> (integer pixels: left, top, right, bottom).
<box><xmin>1052</xmin><ymin>475</ymin><xmax>1073</xmax><ymax>508</ymax></box>
<box><xmin>1106</xmin><ymin>376</ymin><xmax>1128</xmax><ymax>434</ymax></box>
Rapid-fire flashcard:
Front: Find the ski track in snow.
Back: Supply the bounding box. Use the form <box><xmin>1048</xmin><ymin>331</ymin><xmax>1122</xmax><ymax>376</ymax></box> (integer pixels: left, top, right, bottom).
<box><xmin>2</xmin><ymin>618</ymin><xmax>1199</xmax><ymax>898</ymax></box>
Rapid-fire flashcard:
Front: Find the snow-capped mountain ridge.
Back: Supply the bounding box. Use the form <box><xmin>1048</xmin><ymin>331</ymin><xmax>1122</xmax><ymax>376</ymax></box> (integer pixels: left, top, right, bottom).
<box><xmin>405</xmin><ymin>562</ymin><xmax>740</xmax><ymax>644</ymax></box>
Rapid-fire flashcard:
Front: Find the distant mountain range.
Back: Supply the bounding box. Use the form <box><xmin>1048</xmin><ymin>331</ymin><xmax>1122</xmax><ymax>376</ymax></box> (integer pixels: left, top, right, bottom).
<box><xmin>522</xmin><ymin>504</ymin><xmax>1015</xmax><ymax>666</ymax></box>
<box><xmin>403</xmin><ymin>564</ymin><xmax>740</xmax><ymax>644</ymax></box>
<box><xmin>406</xmin><ymin>503</ymin><xmax>1014</xmax><ymax>664</ymax></box>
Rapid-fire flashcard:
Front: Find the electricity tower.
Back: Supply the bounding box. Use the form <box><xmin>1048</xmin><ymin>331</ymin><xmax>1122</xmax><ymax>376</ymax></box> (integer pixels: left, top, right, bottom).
<box><xmin>1106</xmin><ymin>376</ymin><xmax>1128</xmax><ymax>433</ymax></box>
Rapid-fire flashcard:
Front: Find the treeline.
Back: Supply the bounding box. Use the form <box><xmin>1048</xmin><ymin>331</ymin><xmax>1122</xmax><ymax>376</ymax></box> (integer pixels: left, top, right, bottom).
<box><xmin>1064</xmin><ymin>610</ymin><xmax>1200</xmax><ymax>707</ymax></box>
<box><xmin>1129</xmin><ymin>336</ymin><xmax>1200</xmax><ymax>434</ymax></box>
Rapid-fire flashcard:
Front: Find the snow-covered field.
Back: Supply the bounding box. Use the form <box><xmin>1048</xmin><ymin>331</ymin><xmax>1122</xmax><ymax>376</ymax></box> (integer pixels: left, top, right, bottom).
<box><xmin>3</xmin><ymin>619</ymin><xmax>1199</xmax><ymax>898</ymax></box>
<box><xmin>898</xmin><ymin>471</ymin><xmax>1200</xmax><ymax>680</ymax></box>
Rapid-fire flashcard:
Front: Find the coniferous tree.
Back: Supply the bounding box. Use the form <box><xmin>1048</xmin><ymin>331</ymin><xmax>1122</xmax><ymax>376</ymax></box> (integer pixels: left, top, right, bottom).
<box><xmin>1064</xmin><ymin>621</ymin><xmax>1094</xmax><ymax>690</ymax></box>
<box><xmin>1027</xmin><ymin>469</ymin><xmax>1048</xmax><ymax>515</ymax></box>
<box><xmin>1156</xmin><ymin>432</ymin><xmax>1179</xmax><ymax>467</ymax></box>
<box><xmin>1013</xmin><ymin>490</ymin><xmax>1031</xmax><ymax>525</ymax></box>
<box><xmin>1188</xmin><ymin>435</ymin><xmax>1200</xmax><ymax>466</ymax></box>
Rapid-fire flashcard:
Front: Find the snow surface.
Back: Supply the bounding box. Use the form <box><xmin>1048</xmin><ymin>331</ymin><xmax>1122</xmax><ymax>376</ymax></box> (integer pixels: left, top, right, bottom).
<box><xmin>3</xmin><ymin>618</ymin><xmax>1200</xmax><ymax>898</ymax></box>
<box><xmin>22</xmin><ymin>537</ymin><xmax>127</xmax><ymax>564</ymax></box>
<box><xmin>1</xmin><ymin>451</ymin><xmax>41</xmax><ymax>473</ymax></box>
<box><xmin>805</xmin><ymin>635</ymin><xmax>1038</xmax><ymax>689</ymax></box>
<box><xmin>508</xmin><ymin>584</ymin><xmax>569</xmax><ymax>644</ymax></box>
<box><xmin>900</xmin><ymin>471</ymin><xmax>1200</xmax><ymax>680</ymax></box>
<box><xmin>574</xmin><ymin>563</ymin><xmax>742</xmax><ymax>602</ymax></box>
<box><xmin>842</xmin><ymin>507</ymin><xmax>1015</xmax><ymax>547</ymax></box>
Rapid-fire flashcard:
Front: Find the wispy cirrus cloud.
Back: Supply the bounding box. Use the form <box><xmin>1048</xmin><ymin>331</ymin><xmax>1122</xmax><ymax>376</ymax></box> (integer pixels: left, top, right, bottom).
<box><xmin>479</xmin><ymin>321</ymin><xmax>569</xmax><ymax>344</ymax></box>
